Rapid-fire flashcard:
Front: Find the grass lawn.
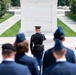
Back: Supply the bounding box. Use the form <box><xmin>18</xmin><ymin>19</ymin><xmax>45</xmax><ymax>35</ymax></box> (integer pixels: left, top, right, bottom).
<box><xmin>0</xmin><ymin>13</ymin><xmax>14</xmax><ymax>23</ymax></box>
<box><xmin>0</xmin><ymin>19</ymin><xmax>76</xmax><ymax>37</ymax></box>
<box><xmin>0</xmin><ymin>20</ymin><xmax>21</xmax><ymax>37</ymax></box>
<box><xmin>65</xmin><ymin>12</ymin><xmax>76</xmax><ymax>21</ymax></box>
<box><xmin>57</xmin><ymin>19</ymin><xmax>76</xmax><ymax>36</ymax></box>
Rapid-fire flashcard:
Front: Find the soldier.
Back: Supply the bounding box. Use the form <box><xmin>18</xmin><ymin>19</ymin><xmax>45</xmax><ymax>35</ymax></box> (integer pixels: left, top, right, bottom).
<box><xmin>0</xmin><ymin>43</ymin><xmax>31</xmax><ymax>75</ymax></box>
<box><xmin>30</xmin><ymin>26</ymin><xmax>46</xmax><ymax>68</ymax></box>
<box><xmin>43</xmin><ymin>26</ymin><xmax>76</xmax><ymax>73</ymax></box>
<box><xmin>43</xmin><ymin>39</ymin><xmax>76</xmax><ymax>75</ymax></box>
<box><xmin>14</xmin><ymin>33</ymin><xmax>39</xmax><ymax>75</ymax></box>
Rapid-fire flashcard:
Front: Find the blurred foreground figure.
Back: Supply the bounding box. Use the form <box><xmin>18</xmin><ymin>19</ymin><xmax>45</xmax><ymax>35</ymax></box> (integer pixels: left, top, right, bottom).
<box><xmin>15</xmin><ymin>33</ymin><xmax>39</xmax><ymax>75</ymax></box>
<box><xmin>43</xmin><ymin>26</ymin><xmax>76</xmax><ymax>73</ymax></box>
<box><xmin>0</xmin><ymin>43</ymin><xmax>31</xmax><ymax>75</ymax></box>
<box><xmin>43</xmin><ymin>39</ymin><xmax>76</xmax><ymax>75</ymax></box>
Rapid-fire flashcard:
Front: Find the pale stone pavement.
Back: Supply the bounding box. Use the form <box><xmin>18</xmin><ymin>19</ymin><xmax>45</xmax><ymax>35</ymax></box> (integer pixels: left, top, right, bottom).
<box><xmin>58</xmin><ymin>15</ymin><xmax>76</xmax><ymax>33</ymax></box>
<box><xmin>0</xmin><ymin>15</ymin><xmax>21</xmax><ymax>35</ymax></box>
<box><xmin>0</xmin><ymin>9</ymin><xmax>76</xmax><ymax>63</ymax></box>
<box><xmin>57</xmin><ymin>9</ymin><xmax>76</xmax><ymax>33</ymax></box>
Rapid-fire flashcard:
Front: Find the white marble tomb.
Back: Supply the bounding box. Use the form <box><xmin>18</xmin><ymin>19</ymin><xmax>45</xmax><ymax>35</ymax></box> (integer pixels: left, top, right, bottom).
<box><xmin>20</xmin><ymin>0</ymin><xmax>57</xmax><ymax>35</ymax></box>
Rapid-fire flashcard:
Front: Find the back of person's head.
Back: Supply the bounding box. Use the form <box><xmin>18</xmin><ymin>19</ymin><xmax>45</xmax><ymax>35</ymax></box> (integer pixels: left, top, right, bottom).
<box><xmin>35</xmin><ymin>26</ymin><xmax>41</xmax><ymax>29</ymax></box>
<box><xmin>14</xmin><ymin>33</ymin><xmax>29</xmax><ymax>53</ymax></box>
<box><xmin>35</xmin><ymin>26</ymin><xmax>41</xmax><ymax>33</ymax></box>
<box><xmin>54</xmin><ymin>26</ymin><xmax>65</xmax><ymax>41</ymax></box>
<box><xmin>2</xmin><ymin>43</ymin><xmax>16</xmax><ymax>57</ymax></box>
<box><xmin>53</xmin><ymin>39</ymin><xmax>66</xmax><ymax>58</ymax></box>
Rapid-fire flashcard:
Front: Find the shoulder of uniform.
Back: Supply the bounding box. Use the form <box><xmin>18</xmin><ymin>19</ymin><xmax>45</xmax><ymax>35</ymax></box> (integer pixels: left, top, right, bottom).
<box><xmin>32</xmin><ymin>34</ymin><xmax>36</xmax><ymax>36</ymax></box>
<box><xmin>31</xmin><ymin>34</ymin><xmax>35</xmax><ymax>38</ymax></box>
<box><xmin>25</xmin><ymin>55</ymin><xmax>36</xmax><ymax>61</ymax></box>
<box><xmin>45</xmin><ymin>47</ymin><xmax>53</xmax><ymax>53</ymax></box>
<box><xmin>15</xmin><ymin>62</ymin><xmax>27</xmax><ymax>68</ymax></box>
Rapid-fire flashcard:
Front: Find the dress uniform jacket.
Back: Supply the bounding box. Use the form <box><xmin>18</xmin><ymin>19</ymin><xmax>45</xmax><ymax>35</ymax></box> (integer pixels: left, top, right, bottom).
<box><xmin>0</xmin><ymin>61</ymin><xmax>31</xmax><ymax>75</ymax></box>
<box><xmin>15</xmin><ymin>53</ymin><xmax>39</xmax><ymax>75</ymax></box>
<box><xmin>43</xmin><ymin>61</ymin><xmax>76</xmax><ymax>75</ymax></box>
<box><xmin>43</xmin><ymin>47</ymin><xmax>76</xmax><ymax>72</ymax></box>
<box><xmin>30</xmin><ymin>33</ymin><xmax>46</xmax><ymax>54</ymax></box>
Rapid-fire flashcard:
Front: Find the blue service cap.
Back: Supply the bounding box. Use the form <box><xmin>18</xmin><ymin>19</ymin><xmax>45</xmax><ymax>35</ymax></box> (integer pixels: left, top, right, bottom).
<box><xmin>2</xmin><ymin>43</ymin><xmax>16</xmax><ymax>51</ymax></box>
<box><xmin>16</xmin><ymin>33</ymin><xmax>26</xmax><ymax>43</ymax></box>
<box><xmin>54</xmin><ymin>26</ymin><xmax>65</xmax><ymax>38</ymax></box>
<box><xmin>54</xmin><ymin>39</ymin><xmax>64</xmax><ymax>50</ymax></box>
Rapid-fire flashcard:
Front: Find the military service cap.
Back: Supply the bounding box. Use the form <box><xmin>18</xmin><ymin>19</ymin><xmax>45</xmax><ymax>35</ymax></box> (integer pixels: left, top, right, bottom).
<box><xmin>54</xmin><ymin>26</ymin><xmax>65</xmax><ymax>39</ymax></box>
<box><xmin>16</xmin><ymin>33</ymin><xmax>26</xmax><ymax>43</ymax></box>
<box><xmin>2</xmin><ymin>43</ymin><xmax>16</xmax><ymax>51</ymax></box>
<box><xmin>35</xmin><ymin>26</ymin><xmax>41</xmax><ymax>29</ymax></box>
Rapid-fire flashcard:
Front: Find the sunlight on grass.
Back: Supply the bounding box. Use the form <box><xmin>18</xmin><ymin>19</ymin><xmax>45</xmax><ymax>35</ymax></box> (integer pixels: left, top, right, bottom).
<box><xmin>0</xmin><ymin>20</ymin><xmax>21</xmax><ymax>37</ymax></box>
<box><xmin>57</xmin><ymin>19</ymin><xmax>76</xmax><ymax>36</ymax></box>
<box><xmin>0</xmin><ymin>13</ymin><xmax>14</xmax><ymax>23</ymax></box>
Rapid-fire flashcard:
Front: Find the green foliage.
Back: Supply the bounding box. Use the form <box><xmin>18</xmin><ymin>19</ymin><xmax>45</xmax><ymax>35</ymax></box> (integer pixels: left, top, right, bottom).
<box><xmin>57</xmin><ymin>19</ymin><xmax>76</xmax><ymax>36</ymax></box>
<box><xmin>0</xmin><ymin>20</ymin><xmax>21</xmax><ymax>37</ymax></box>
<box><xmin>58</xmin><ymin>0</ymin><xmax>69</xmax><ymax>6</ymax></box>
<box><xmin>0</xmin><ymin>0</ymin><xmax>6</xmax><ymax>18</ymax></box>
<box><xmin>68</xmin><ymin>0</ymin><xmax>76</xmax><ymax>14</ymax></box>
<box><xmin>66</xmin><ymin>12</ymin><xmax>76</xmax><ymax>21</ymax></box>
<box><xmin>11</xmin><ymin>0</ymin><xmax>20</xmax><ymax>6</ymax></box>
<box><xmin>0</xmin><ymin>0</ymin><xmax>11</xmax><ymax>18</ymax></box>
<box><xmin>0</xmin><ymin>13</ymin><xmax>14</xmax><ymax>23</ymax></box>
<box><xmin>0</xmin><ymin>19</ymin><xmax>76</xmax><ymax>37</ymax></box>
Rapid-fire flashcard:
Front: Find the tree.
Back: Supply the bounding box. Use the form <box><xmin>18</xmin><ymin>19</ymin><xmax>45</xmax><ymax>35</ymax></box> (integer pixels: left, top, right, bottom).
<box><xmin>58</xmin><ymin>0</ymin><xmax>69</xmax><ymax>6</ymax></box>
<box><xmin>11</xmin><ymin>0</ymin><xmax>20</xmax><ymax>6</ymax></box>
<box><xmin>0</xmin><ymin>0</ymin><xmax>11</xmax><ymax>18</ymax></box>
<box><xmin>0</xmin><ymin>0</ymin><xmax>6</xmax><ymax>18</ymax></box>
<box><xmin>65</xmin><ymin>0</ymin><xmax>69</xmax><ymax>6</ymax></box>
<box><xmin>68</xmin><ymin>0</ymin><xmax>76</xmax><ymax>14</ymax></box>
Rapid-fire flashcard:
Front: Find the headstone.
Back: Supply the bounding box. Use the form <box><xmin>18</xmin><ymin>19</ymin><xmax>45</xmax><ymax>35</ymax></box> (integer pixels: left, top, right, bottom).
<box><xmin>20</xmin><ymin>0</ymin><xmax>57</xmax><ymax>36</ymax></box>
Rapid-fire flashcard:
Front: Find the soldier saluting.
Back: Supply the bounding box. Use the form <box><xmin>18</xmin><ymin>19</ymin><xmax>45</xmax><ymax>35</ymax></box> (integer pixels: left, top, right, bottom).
<box><xmin>30</xmin><ymin>26</ymin><xmax>46</xmax><ymax>68</ymax></box>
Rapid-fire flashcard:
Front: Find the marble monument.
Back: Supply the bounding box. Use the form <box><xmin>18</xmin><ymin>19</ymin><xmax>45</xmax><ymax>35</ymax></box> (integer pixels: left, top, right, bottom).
<box><xmin>20</xmin><ymin>0</ymin><xmax>57</xmax><ymax>36</ymax></box>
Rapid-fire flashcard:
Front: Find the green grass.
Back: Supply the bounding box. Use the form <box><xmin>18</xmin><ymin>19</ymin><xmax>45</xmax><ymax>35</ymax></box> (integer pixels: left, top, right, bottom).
<box><xmin>0</xmin><ymin>20</ymin><xmax>21</xmax><ymax>37</ymax></box>
<box><xmin>57</xmin><ymin>19</ymin><xmax>76</xmax><ymax>36</ymax></box>
<box><xmin>0</xmin><ymin>13</ymin><xmax>14</xmax><ymax>23</ymax></box>
<box><xmin>65</xmin><ymin>12</ymin><xmax>76</xmax><ymax>21</ymax></box>
<box><xmin>0</xmin><ymin>19</ymin><xmax>76</xmax><ymax>37</ymax></box>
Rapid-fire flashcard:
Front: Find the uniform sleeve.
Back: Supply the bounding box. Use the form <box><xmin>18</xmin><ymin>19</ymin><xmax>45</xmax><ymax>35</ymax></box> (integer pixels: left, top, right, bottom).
<box><xmin>42</xmin><ymin>34</ymin><xmax>46</xmax><ymax>40</ymax></box>
<box><xmin>42</xmin><ymin>52</ymin><xmax>49</xmax><ymax>74</ymax></box>
<box><xmin>43</xmin><ymin>66</ymin><xmax>51</xmax><ymax>75</ymax></box>
<box><xmin>32</xmin><ymin>58</ymin><xmax>40</xmax><ymax>75</ymax></box>
<box><xmin>67</xmin><ymin>48</ymin><xmax>76</xmax><ymax>63</ymax></box>
<box><xmin>30</xmin><ymin>35</ymin><xmax>33</xmax><ymax>54</ymax></box>
<box><xmin>25</xmin><ymin>67</ymin><xmax>31</xmax><ymax>75</ymax></box>
<box><xmin>43</xmin><ymin>69</ymin><xmax>48</xmax><ymax>75</ymax></box>
<box><xmin>72</xmin><ymin>50</ymin><xmax>76</xmax><ymax>63</ymax></box>
<box><xmin>73</xmin><ymin>50</ymin><xmax>76</xmax><ymax>63</ymax></box>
